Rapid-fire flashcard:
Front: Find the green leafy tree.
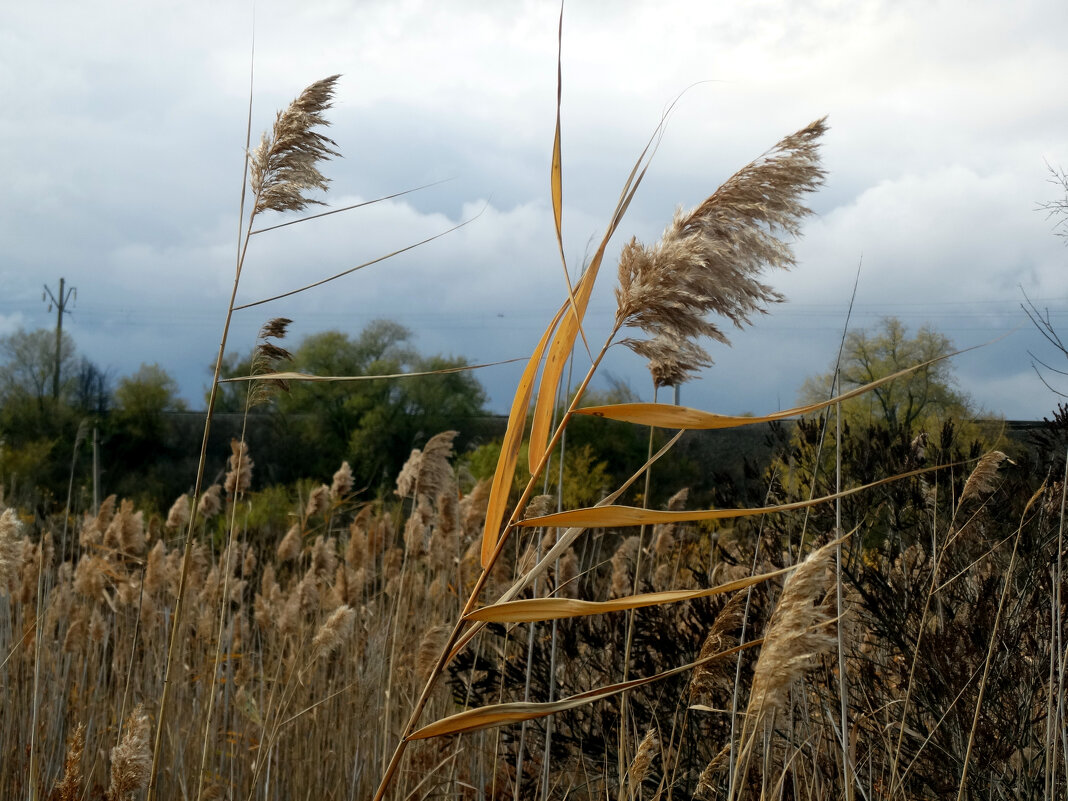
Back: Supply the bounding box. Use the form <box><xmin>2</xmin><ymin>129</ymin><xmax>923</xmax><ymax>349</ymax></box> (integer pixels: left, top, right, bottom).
<box><xmin>774</xmin><ymin>318</ymin><xmax>989</xmax><ymax>545</ymax></box>
<box><xmin>114</xmin><ymin>363</ymin><xmax>187</xmax><ymax>441</ymax></box>
<box><xmin>0</xmin><ymin>328</ymin><xmax>77</xmax><ymax>407</ymax></box>
<box><xmin>108</xmin><ymin>364</ymin><xmax>188</xmax><ymax>504</ymax></box>
<box><xmin>799</xmin><ymin>317</ymin><xmax>974</xmax><ymax>435</ymax></box>
<box><xmin>0</xmin><ymin>328</ymin><xmax>82</xmax><ymax>504</ymax></box>
<box><xmin>220</xmin><ymin>320</ymin><xmax>487</xmax><ymax>490</ymax></box>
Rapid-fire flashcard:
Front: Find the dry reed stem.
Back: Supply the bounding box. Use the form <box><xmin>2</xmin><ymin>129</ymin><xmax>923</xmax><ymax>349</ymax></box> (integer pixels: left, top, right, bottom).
<box><xmin>148</xmin><ymin>74</ymin><xmax>342</xmax><ymax>801</ymax></box>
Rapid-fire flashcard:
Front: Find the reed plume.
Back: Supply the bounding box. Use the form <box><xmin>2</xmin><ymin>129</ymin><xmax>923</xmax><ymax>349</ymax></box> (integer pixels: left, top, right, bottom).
<box><xmin>306</xmin><ymin>484</ymin><xmax>330</xmax><ymax>519</ymax></box>
<box><xmin>224</xmin><ymin>438</ymin><xmax>254</xmax><ymax>497</ymax></box>
<box><xmin>197</xmin><ymin>484</ymin><xmax>222</xmax><ymax>519</ymax></box>
<box><xmin>53</xmin><ymin>723</ymin><xmax>86</xmax><ymax>801</ymax></box>
<box><xmin>628</xmin><ymin>728</ymin><xmax>660</xmax><ymax>792</ymax></box>
<box><xmin>690</xmin><ymin>590</ymin><xmax>746</xmax><ymax>701</ymax></box>
<box><xmin>396</xmin><ymin>431</ymin><xmax>458</xmax><ymax>500</ymax></box>
<box><xmin>249</xmin><ymin>317</ymin><xmax>294</xmax><ymax>407</ymax></box>
<box><xmin>164</xmin><ymin>493</ymin><xmax>190</xmax><ymax>531</ymax></box>
<box><xmin>960</xmin><ymin>450</ymin><xmax>1009</xmax><ymax>505</ymax></box>
<box><xmin>331</xmin><ymin>460</ymin><xmax>354</xmax><ymax>499</ymax></box>
<box><xmin>614</xmin><ymin>118</ymin><xmax>827</xmax><ymax>387</ymax></box>
<box><xmin>108</xmin><ymin>705</ymin><xmax>151</xmax><ymax>801</ymax></box>
<box><xmin>312</xmin><ymin>604</ymin><xmax>356</xmax><ymax>660</ymax></box>
<box><xmin>278</xmin><ymin>523</ymin><xmax>302</xmax><ymax>562</ymax></box>
<box><xmin>746</xmin><ymin>540</ymin><xmax>836</xmax><ymax>722</ymax></box>
<box><xmin>250</xmin><ymin>76</ymin><xmax>341</xmax><ymax>217</ymax></box>
<box><xmin>0</xmin><ymin>508</ymin><xmax>22</xmax><ymax>591</ymax></box>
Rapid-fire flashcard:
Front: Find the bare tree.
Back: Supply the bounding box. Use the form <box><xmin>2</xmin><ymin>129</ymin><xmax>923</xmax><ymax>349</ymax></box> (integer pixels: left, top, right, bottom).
<box><xmin>1024</xmin><ymin>165</ymin><xmax>1068</xmax><ymax>394</ymax></box>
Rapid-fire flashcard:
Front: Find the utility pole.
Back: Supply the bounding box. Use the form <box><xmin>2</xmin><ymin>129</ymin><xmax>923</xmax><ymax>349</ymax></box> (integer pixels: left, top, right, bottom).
<box><xmin>42</xmin><ymin>277</ymin><xmax>76</xmax><ymax>401</ymax></box>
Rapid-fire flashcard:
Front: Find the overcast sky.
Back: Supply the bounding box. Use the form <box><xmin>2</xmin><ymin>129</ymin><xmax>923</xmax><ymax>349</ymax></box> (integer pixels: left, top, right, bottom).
<box><xmin>2</xmin><ymin>0</ymin><xmax>1067</xmax><ymax>423</ymax></box>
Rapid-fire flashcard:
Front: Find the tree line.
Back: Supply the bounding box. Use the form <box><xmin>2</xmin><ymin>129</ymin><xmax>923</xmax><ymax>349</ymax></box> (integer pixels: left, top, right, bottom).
<box><xmin>3</xmin><ymin>313</ymin><xmax>1052</xmax><ymax>526</ymax></box>
<box><xmin>0</xmin><ymin>320</ymin><xmax>489</xmax><ymax>514</ymax></box>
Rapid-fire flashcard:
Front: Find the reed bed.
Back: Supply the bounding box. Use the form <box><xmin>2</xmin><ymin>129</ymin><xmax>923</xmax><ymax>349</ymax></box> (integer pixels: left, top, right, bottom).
<box><xmin>0</xmin><ymin>423</ymin><xmax>1063</xmax><ymax>800</ymax></box>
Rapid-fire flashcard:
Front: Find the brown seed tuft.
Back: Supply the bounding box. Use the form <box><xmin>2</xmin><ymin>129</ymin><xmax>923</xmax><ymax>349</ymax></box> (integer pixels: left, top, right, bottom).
<box><xmin>197</xmin><ymin>484</ymin><xmax>223</xmax><ymax>520</ymax></box>
<box><xmin>609</xmin><ymin>535</ymin><xmax>641</xmax><ymax>598</ymax></box>
<box><xmin>0</xmin><ymin>508</ymin><xmax>23</xmax><ymax>592</ymax></box>
<box><xmin>107</xmin><ymin>705</ymin><xmax>151</xmax><ymax>801</ymax></box>
<box><xmin>305</xmin><ymin>484</ymin><xmax>330</xmax><ymax>519</ymax></box>
<box><xmin>165</xmin><ymin>493</ymin><xmax>191</xmax><ymax>531</ymax></box>
<box><xmin>312</xmin><ymin>604</ymin><xmax>356</xmax><ymax>660</ymax></box>
<box><xmin>960</xmin><ymin>450</ymin><xmax>1010</xmax><ymax>505</ymax></box>
<box><xmin>53</xmin><ymin>722</ymin><xmax>86</xmax><ymax>801</ymax></box>
<box><xmin>331</xmin><ymin>460</ymin><xmax>354</xmax><ymax>499</ymax></box>
<box><xmin>224</xmin><ymin>438</ymin><xmax>254</xmax><ymax>497</ymax></box>
<box><xmin>277</xmin><ymin>523</ymin><xmax>303</xmax><ymax>563</ymax></box>
<box><xmin>690</xmin><ymin>590</ymin><xmax>746</xmax><ymax>700</ymax></box>
<box><xmin>615</xmin><ymin>118</ymin><xmax>827</xmax><ymax>387</ymax></box>
<box><xmin>259</xmin><ymin>317</ymin><xmax>293</xmax><ymax>340</ymax></box>
<box><xmin>746</xmin><ymin>540</ymin><xmax>837</xmax><ymax>723</ymax></box>
<box><xmin>627</xmin><ymin>728</ymin><xmax>659</xmax><ymax>791</ymax></box>
<box><xmin>250</xmin><ymin>75</ymin><xmax>342</xmax><ymax>217</ymax></box>
<box><xmin>417</xmin><ymin>624</ymin><xmax>450</xmax><ymax>679</ymax></box>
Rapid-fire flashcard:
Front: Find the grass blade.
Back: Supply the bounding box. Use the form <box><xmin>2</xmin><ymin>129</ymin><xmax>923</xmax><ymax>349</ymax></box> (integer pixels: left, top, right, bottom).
<box><xmin>407</xmin><ymin>639</ymin><xmax>761</xmax><ymax>740</ymax></box>
<box><xmin>526</xmin><ymin>93</ymin><xmax>679</xmax><ymax>474</ymax></box>
<box><xmin>518</xmin><ymin>464</ymin><xmax>957</xmax><ymax>528</ymax></box>
<box><xmin>574</xmin><ymin>340</ymin><xmax>997</xmax><ymax>430</ymax></box>
<box><xmin>482</xmin><ymin>303</ymin><xmax>568</xmax><ymax>567</ymax></box>
<box><xmin>219</xmin><ymin>357</ymin><xmax>524</xmax><ymax>384</ymax></box>
<box><xmin>465</xmin><ymin>565</ymin><xmax>793</xmax><ymax>623</ymax></box>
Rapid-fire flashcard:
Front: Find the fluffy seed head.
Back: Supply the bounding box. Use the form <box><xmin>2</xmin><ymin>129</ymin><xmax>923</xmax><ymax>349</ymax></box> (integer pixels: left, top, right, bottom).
<box><xmin>305</xmin><ymin>484</ymin><xmax>330</xmax><ymax>519</ymax></box>
<box><xmin>331</xmin><ymin>461</ymin><xmax>354</xmax><ymax>499</ymax></box>
<box><xmin>312</xmin><ymin>604</ymin><xmax>356</xmax><ymax>660</ymax></box>
<box><xmin>615</xmin><ymin>118</ymin><xmax>827</xmax><ymax>387</ymax></box>
<box><xmin>690</xmin><ymin>590</ymin><xmax>747</xmax><ymax>700</ymax></box>
<box><xmin>197</xmin><ymin>485</ymin><xmax>223</xmax><ymax>520</ymax></box>
<box><xmin>277</xmin><ymin>523</ymin><xmax>302</xmax><ymax>563</ymax></box>
<box><xmin>396</xmin><ymin>431</ymin><xmax>458</xmax><ymax>501</ymax></box>
<box><xmin>0</xmin><ymin>508</ymin><xmax>23</xmax><ymax>592</ymax></box>
<box><xmin>53</xmin><ymin>722</ymin><xmax>86</xmax><ymax>801</ymax></box>
<box><xmin>417</xmin><ymin>624</ymin><xmax>450</xmax><ymax>678</ymax></box>
<box><xmin>250</xmin><ymin>318</ymin><xmax>295</xmax><ymax>407</ymax></box>
<box><xmin>165</xmin><ymin>493</ymin><xmax>190</xmax><ymax>531</ymax></box>
<box><xmin>628</xmin><ymin>729</ymin><xmax>660</xmax><ymax>790</ymax></box>
<box><xmin>107</xmin><ymin>705</ymin><xmax>151</xmax><ymax>801</ymax></box>
<box><xmin>960</xmin><ymin>450</ymin><xmax>1009</xmax><ymax>505</ymax></box>
<box><xmin>250</xmin><ymin>75</ymin><xmax>342</xmax><ymax>217</ymax></box>
<box><xmin>224</xmin><ymin>438</ymin><xmax>254</xmax><ymax>497</ymax></box>
<box><xmin>746</xmin><ymin>540</ymin><xmax>837</xmax><ymax>722</ymax></box>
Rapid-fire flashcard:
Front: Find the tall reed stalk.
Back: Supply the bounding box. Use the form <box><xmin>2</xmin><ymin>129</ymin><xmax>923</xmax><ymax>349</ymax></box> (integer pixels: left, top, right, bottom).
<box><xmin>147</xmin><ymin>73</ymin><xmax>341</xmax><ymax>799</ymax></box>
<box><xmin>370</xmin><ymin>74</ymin><xmax>829</xmax><ymax>796</ymax></box>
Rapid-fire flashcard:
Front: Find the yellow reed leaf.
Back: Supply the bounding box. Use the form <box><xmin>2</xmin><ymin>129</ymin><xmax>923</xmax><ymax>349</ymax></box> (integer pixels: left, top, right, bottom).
<box><xmin>481</xmin><ymin>303</ymin><xmax>568</xmax><ymax>568</ymax></box>
<box><xmin>407</xmin><ymin>639</ymin><xmax>760</xmax><ymax>740</ymax></box>
<box><xmin>573</xmin><ymin>340</ymin><xmax>993</xmax><ymax>430</ymax></box>
<box><xmin>518</xmin><ymin>466</ymin><xmax>946</xmax><ymax>529</ymax></box>
<box><xmin>465</xmin><ymin>564</ymin><xmax>792</xmax><ymax>623</ymax></box>
<box><xmin>526</xmin><ymin>95</ymin><xmax>669</xmax><ymax>475</ymax></box>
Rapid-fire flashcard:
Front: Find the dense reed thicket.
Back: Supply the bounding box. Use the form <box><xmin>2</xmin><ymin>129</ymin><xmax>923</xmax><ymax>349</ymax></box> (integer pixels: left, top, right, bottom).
<box><xmin>1</xmin><ymin>421</ymin><xmax>1064</xmax><ymax>800</ymax></box>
